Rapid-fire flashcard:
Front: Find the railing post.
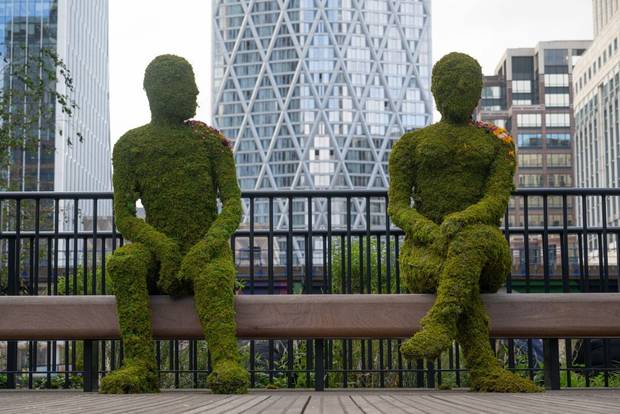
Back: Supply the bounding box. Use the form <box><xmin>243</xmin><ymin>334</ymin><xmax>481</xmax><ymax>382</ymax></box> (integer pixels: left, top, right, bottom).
<box><xmin>426</xmin><ymin>360</ymin><xmax>436</xmax><ymax>389</ymax></box>
<box><xmin>83</xmin><ymin>340</ymin><xmax>99</xmax><ymax>392</ymax></box>
<box><xmin>7</xmin><ymin>238</ymin><xmax>18</xmax><ymax>389</ymax></box>
<box><xmin>543</xmin><ymin>338</ymin><xmax>561</xmax><ymax>390</ymax></box>
<box><xmin>314</xmin><ymin>338</ymin><xmax>325</xmax><ymax>391</ymax></box>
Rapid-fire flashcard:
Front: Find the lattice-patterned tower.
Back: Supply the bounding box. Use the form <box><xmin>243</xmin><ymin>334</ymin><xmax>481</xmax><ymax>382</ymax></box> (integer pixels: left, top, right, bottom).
<box><xmin>213</xmin><ymin>0</ymin><xmax>432</xmax><ymax>232</ymax></box>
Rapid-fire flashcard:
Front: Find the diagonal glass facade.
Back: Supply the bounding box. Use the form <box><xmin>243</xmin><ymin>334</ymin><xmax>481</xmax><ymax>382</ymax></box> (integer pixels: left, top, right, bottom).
<box><xmin>213</xmin><ymin>0</ymin><xmax>432</xmax><ymax>230</ymax></box>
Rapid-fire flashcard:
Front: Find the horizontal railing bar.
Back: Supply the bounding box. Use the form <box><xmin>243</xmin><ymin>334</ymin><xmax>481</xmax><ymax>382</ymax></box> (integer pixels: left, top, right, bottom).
<box><xmin>1</xmin><ymin>226</ymin><xmax>620</xmax><ymax>239</ymax></box>
<box><xmin>2</xmin><ymin>188</ymin><xmax>620</xmax><ymax>201</ymax></box>
<box><xmin>1</xmin><ymin>294</ymin><xmax>620</xmax><ymax>341</ymax></box>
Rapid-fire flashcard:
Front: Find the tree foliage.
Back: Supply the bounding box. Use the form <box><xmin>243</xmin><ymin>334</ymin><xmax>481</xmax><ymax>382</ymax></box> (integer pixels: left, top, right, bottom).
<box><xmin>0</xmin><ymin>47</ymin><xmax>79</xmax><ymax>175</ymax></box>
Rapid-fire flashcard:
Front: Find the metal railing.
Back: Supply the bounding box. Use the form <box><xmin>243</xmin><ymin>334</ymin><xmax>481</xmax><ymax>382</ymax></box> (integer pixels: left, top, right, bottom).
<box><xmin>1</xmin><ymin>189</ymin><xmax>619</xmax><ymax>390</ymax></box>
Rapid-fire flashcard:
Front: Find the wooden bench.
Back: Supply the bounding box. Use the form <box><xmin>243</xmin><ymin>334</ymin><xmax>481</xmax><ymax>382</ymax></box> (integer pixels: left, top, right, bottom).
<box><xmin>1</xmin><ymin>293</ymin><xmax>620</xmax><ymax>392</ymax></box>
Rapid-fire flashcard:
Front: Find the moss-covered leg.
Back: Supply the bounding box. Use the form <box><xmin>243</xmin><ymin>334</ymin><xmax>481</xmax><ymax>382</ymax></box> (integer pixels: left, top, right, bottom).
<box><xmin>457</xmin><ymin>296</ymin><xmax>542</xmax><ymax>392</ymax></box>
<box><xmin>401</xmin><ymin>226</ymin><xmax>489</xmax><ymax>360</ymax></box>
<box><xmin>192</xmin><ymin>244</ymin><xmax>249</xmax><ymax>394</ymax></box>
<box><xmin>100</xmin><ymin>243</ymin><xmax>159</xmax><ymax>394</ymax></box>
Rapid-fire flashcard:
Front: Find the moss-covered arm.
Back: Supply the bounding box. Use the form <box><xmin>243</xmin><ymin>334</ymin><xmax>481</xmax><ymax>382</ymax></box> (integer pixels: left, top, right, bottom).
<box><xmin>388</xmin><ymin>133</ymin><xmax>440</xmax><ymax>245</ymax></box>
<box><xmin>440</xmin><ymin>140</ymin><xmax>516</xmax><ymax>238</ymax></box>
<box><xmin>177</xmin><ymin>132</ymin><xmax>242</xmax><ymax>286</ymax></box>
<box><xmin>205</xmin><ymin>138</ymin><xmax>242</xmax><ymax>252</ymax></box>
<box><xmin>112</xmin><ymin>141</ymin><xmax>182</xmax><ymax>291</ymax></box>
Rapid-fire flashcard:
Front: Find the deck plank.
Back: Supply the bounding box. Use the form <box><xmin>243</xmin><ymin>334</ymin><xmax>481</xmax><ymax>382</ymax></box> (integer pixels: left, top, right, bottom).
<box><xmin>1</xmin><ymin>390</ymin><xmax>620</xmax><ymax>413</ymax></box>
<box><xmin>248</xmin><ymin>395</ymin><xmax>308</xmax><ymax>414</ymax></box>
<box><xmin>303</xmin><ymin>395</ymin><xmax>364</xmax><ymax>414</ymax></box>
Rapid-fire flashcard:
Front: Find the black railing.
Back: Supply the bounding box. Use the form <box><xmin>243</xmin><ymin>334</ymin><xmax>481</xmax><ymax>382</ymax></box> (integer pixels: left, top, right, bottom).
<box><xmin>1</xmin><ymin>189</ymin><xmax>619</xmax><ymax>390</ymax></box>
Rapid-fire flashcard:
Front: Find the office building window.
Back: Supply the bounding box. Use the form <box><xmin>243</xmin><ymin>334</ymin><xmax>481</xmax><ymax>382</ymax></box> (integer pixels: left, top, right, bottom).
<box><xmin>513</xmin><ymin>99</ymin><xmax>532</xmax><ymax>105</ymax></box>
<box><xmin>545</xmin><ymin>94</ymin><xmax>570</xmax><ymax>107</ymax></box>
<box><xmin>518</xmin><ymin>153</ymin><xmax>543</xmax><ymax>168</ymax></box>
<box><xmin>546</xmin><ymin>113</ymin><xmax>570</xmax><ymax>127</ymax></box>
<box><xmin>547</xmin><ymin>133</ymin><xmax>571</xmax><ymax>147</ymax></box>
<box><xmin>545</xmin><ymin>49</ymin><xmax>568</xmax><ymax>66</ymax></box>
<box><xmin>518</xmin><ymin>133</ymin><xmax>543</xmax><ymax>148</ymax></box>
<box><xmin>519</xmin><ymin>174</ymin><xmax>544</xmax><ymax>187</ymax></box>
<box><xmin>548</xmin><ymin>174</ymin><xmax>572</xmax><ymax>187</ymax></box>
<box><xmin>547</xmin><ymin>153</ymin><xmax>572</xmax><ymax>167</ymax></box>
<box><xmin>544</xmin><ymin>74</ymin><xmax>569</xmax><ymax>87</ymax></box>
<box><xmin>512</xmin><ymin>80</ymin><xmax>532</xmax><ymax>93</ymax></box>
<box><xmin>482</xmin><ymin>86</ymin><xmax>501</xmax><ymax>99</ymax></box>
<box><xmin>517</xmin><ymin>113</ymin><xmax>542</xmax><ymax>127</ymax></box>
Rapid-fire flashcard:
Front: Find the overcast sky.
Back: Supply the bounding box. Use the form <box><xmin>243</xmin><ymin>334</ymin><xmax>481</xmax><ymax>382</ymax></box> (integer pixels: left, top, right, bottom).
<box><xmin>109</xmin><ymin>0</ymin><xmax>593</xmax><ymax>143</ymax></box>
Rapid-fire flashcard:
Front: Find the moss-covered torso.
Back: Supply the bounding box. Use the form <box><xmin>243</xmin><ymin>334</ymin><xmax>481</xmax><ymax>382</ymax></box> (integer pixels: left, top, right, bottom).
<box><xmin>407</xmin><ymin>123</ymin><xmax>503</xmax><ymax>225</ymax></box>
<box><xmin>115</xmin><ymin>123</ymin><xmax>224</xmax><ymax>254</ymax></box>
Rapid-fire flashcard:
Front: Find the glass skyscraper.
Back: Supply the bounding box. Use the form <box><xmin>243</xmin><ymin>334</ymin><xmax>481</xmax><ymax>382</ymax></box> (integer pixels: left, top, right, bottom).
<box><xmin>1</xmin><ymin>0</ymin><xmax>111</xmax><ymax>193</ymax></box>
<box><xmin>213</xmin><ymin>0</ymin><xmax>432</xmax><ymax>229</ymax></box>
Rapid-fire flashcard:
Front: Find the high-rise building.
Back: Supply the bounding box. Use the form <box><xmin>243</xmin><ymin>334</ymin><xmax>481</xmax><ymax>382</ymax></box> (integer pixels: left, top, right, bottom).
<box><xmin>573</xmin><ymin>1</ymin><xmax>620</xmax><ymax>259</ymax></box>
<box><xmin>213</xmin><ymin>0</ymin><xmax>432</xmax><ymax>230</ymax></box>
<box><xmin>1</xmin><ymin>0</ymin><xmax>111</xmax><ymax>193</ymax></box>
<box><xmin>476</xmin><ymin>41</ymin><xmax>590</xmax><ymax>229</ymax></box>
<box><xmin>593</xmin><ymin>0</ymin><xmax>619</xmax><ymax>37</ymax></box>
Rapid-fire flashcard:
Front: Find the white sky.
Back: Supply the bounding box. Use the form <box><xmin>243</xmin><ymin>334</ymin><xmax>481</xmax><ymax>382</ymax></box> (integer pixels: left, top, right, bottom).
<box><xmin>109</xmin><ymin>0</ymin><xmax>593</xmax><ymax>143</ymax></box>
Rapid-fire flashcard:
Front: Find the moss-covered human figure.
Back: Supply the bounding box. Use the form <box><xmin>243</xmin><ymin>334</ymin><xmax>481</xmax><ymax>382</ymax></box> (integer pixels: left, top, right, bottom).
<box><xmin>100</xmin><ymin>55</ymin><xmax>249</xmax><ymax>394</ymax></box>
<box><xmin>388</xmin><ymin>52</ymin><xmax>540</xmax><ymax>392</ymax></box>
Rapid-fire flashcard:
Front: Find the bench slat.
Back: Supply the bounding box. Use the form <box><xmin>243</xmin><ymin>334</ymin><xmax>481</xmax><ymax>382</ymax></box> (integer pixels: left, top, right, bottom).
<box><xmin>0</xmin><ymin>293</ymin><xmax>619</xmax><ymax>340</ymax></box>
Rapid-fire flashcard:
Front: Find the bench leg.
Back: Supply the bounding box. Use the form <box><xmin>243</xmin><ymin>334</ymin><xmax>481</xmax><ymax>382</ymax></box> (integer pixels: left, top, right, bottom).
<box><xmin>83</xmin><ymin>340</ymin><xmax>99</xmax><ymax>392</ymax></box>
<box><xmin>543</xmin><ymin>338</ymin><xmax>561</xmax><ymax>390</ymax></box>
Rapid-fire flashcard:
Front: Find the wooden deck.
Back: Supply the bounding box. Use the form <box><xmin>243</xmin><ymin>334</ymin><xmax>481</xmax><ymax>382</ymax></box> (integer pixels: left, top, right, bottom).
<box><xmin>1</xmin><ymin>390</ymin><xmax>619</xmax><ymax>413</ymax></box>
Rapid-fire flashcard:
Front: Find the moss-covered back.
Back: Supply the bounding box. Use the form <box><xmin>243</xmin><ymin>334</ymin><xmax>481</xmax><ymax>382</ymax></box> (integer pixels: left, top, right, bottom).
<box><xmin>388</xmin><ymin>53</ymin><xmax>540</xmax><ymax>392</ymax></box>
<box><xmin>101</xmin><ymin>55</ymin><xmax>248</xmax><ymax>394</ymax></box>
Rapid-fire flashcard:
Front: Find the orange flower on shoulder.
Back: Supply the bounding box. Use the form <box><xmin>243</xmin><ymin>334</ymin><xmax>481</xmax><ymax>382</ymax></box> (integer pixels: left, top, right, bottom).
<box><xmin>469</xmin><ymin>120</ymin><xmax>515</xmax><ymax>159</ymax></box>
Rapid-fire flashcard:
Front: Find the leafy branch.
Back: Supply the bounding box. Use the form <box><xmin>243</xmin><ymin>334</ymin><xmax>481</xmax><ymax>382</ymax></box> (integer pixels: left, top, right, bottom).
<box><xmin>0</xmin><ymin>47</ymin><xmax>80</xmax><ymax>176</ymax></box>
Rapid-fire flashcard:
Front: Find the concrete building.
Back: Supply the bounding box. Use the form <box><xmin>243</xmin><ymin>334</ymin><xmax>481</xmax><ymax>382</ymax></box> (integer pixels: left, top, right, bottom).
<box><xmin>212</xmin><ymin>0</ymin><xmax>432</xmax><ymax>233</ymax></box>
<box><xmin>1</xmin><ymin>0</ymin><xmax>111</xmax><ymax>193</ymax></box>
<box><xmin>573</xmin><ymin>0</ymin><xmax>620</xmax><ymax>262</ymax></box>
<box><xmin>477</xmin><ymin>41</ymin><xmax>591</xmax><ymax>229</ymax></box>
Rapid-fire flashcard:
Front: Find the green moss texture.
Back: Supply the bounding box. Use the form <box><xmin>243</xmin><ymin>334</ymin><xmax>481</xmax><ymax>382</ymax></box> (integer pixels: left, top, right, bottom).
<box><xmin>388</xmin><ymin>52</ymin><xmax>540</xmax><ymax>392</ymax></box>
<box><xmin>100</xmin><ymin>55</ymin><xmax>248</xmax><ymax>394</ymax></box>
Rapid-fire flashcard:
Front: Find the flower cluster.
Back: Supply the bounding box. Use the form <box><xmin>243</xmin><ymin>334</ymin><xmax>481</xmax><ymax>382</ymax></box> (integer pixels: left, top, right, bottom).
<box><xmin>469</xmin><ymin>120</ymin><xmax>515</xmax><ymax>158</ymax></box>
<box><xmin>185</xmin><ymin>119</ymin><xmax>231</xmax><ymax>148</ymax></box>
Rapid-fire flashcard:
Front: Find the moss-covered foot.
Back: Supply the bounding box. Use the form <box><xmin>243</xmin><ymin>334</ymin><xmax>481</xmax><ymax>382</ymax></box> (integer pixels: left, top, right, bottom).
<box><xmin>470</xmin><ymin>367</ymin><xmax>542</xmax><ymax>393</ymax></box>
<box><xmin>99</xmin><ymin>361</ymin><xmax>159</xmax><ymax>394</ymax></box>
<box><xmin>208</xmin><ymin>360</ymin><xmax>249</xmax><ymax>394</ymax></box>
<box><xmin>401</xmin><ymin>323</ymin><xmax>453</xmax><ymax>360</ymax></box>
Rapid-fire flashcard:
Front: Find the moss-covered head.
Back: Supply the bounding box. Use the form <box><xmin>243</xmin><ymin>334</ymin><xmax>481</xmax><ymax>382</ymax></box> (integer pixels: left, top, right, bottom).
<box><xmin>144</xmin><ymin>55</ymin><xmax>199</xmax><ymax>124</ymax></box>
<box><xmin>432</xmin><ymin>52</ymin><xmax>482</xmax><ymax>124</ymax></box>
